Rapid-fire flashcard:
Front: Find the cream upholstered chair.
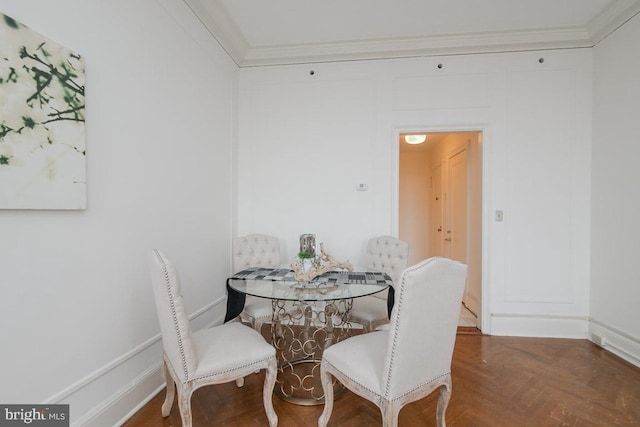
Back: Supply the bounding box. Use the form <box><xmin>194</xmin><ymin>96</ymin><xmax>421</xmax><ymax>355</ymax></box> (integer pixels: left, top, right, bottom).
<box><xmin>318</xmin><ymin>257</ymin><xmax>467</xmax><ymax>427</ymax></box>
<box><xmin>233</xmin><ymin>234</ymin><xmax>281</xmax><ymax>333</ymax></box>
<box><xmin>149</xmin><ymin>249</ymin><xmax>278</xmax><ymax>427</ymax></box>
<box><xmin>349</xmin><ymin>236</ymin><xmax>409</xmax><ymax>332</ymax></box>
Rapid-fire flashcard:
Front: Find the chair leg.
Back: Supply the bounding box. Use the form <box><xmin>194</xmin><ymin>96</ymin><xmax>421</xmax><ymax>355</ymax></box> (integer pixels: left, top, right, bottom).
<box><xmin>318</xmin><ymin>363</ymin><xmax>335</xmax><ymax>427</ymax></box>
<box><xmin>177</xmin><ymin>383</ymin><xmax>194</xmax><ymax>427</ymax></box>
<box><xmin>235</xmin><ymin>377</ymin><xmax>245</xmax><ymax>387</ymax></box>
<box><xmin>436</xmin><ymin>377</ymin><xmax>452</xmax><ymax>427</ymax></box>
<box><xmin>253</xmin><ymin>317</ymin><xmax>264</xmax><ymax>334</ymax></box>
<box><xmin>262</xmin><ymin>359</ymin><xmax>278</xmax><ymax>427</ymax></box>
<box><xmin>323</xmin><ymin>304</ymin><xmax>336</xmax><ymax>349</ymax></box>
<box><xmin>161</xmin><ymin>360</ymin><xmax>175</xmax><ymax>417</ymax></box>
<box><xmin>363</xmin><ymin>320</ymin><xmax>372</xmax><ymax>333</ymax></box>
<box><xmin>380</xmin><ymin>401</ymin><xmax>401</xmax><ymax>427</ymax></box>
<box><xmin>249</xmin><ymin>318</ymin><xmax>266</xmax><ymax>373</ymax></box>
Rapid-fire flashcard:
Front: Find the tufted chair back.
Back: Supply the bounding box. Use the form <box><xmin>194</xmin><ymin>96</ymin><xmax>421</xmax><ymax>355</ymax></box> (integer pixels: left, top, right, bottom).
<box><xmin>366</xmin><ymin>236</ymin><xmax>410</xmax><ymax>284</ymax></box>
<box><xmin>149</xmin><ymin>249</ymin><xmax>197</xmax><ymax>383</ymax></box>
<box><xmin>382</xmin><ymin>257</ymin><xmax>467</xmax><ymax>400</ymax></box>
<box><xmin>233</xmin><ymin>234</ymin><xmax>280</xmax><ymax>271</ymax></box>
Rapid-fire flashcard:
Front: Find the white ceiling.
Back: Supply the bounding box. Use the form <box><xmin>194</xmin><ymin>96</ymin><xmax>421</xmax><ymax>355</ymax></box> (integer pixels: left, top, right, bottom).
<box><xmin>184</xmin><ymin>0</ymin><xmax>640</xmax><ymax>66</ymax></box>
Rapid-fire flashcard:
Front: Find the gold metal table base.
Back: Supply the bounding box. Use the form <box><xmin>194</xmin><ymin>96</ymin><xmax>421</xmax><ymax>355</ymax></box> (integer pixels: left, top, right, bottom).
<box><xmin>273</xmin><ymin>359</ymin><xmax>346</xmax><ymax>405</ymax></box>
<box><xmin>271</xmin><ymin>298</ymin><xmax>353</xmax><ymax>405</ymax></box>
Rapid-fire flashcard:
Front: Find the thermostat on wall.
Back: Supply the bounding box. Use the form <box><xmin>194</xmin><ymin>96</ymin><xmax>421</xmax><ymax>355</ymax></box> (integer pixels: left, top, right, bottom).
<box><xmin>356</xmin><ymin>183</ymin><xmax>368</xmax><ymax>191</ymax></box>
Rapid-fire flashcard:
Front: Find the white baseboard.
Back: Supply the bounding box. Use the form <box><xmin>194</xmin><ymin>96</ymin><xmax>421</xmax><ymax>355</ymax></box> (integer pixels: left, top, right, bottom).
<box><xmin>589</xmin><ymin>318</ymin><xmax>640</xmax><ymax>368</ymax></box>
<box><xmin>488</xmin><ymin>313</ymin><xmax>640</xmax><ymax>369</ymax></box>
<box><xmin>59</xmin><ymin>298</ymin><xmax>226</xmax><ymax>427</ymax></box>
<box><xmin>490</xmin><ymin>313</ymin><xmax>589</xmax><ymax>338</ymax></box>
<box><xmin>73</xmin><ymin>364</ymin><xmax>165</xmax><ymax>427</ymax></box>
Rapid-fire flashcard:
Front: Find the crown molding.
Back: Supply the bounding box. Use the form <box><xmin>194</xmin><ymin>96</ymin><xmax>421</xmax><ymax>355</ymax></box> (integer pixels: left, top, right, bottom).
<box><xmin>587</xmin><ymin>0</ymin><xmax>640</xmax><ymax>44</ymax></box>
<box><xmin>188</xmin><ymin>0</ymin><xmax>640</xmax><ymax>67</ymax></box>
<box><xmin>183</xmin><ymin>0</ymin><xmax>248</xmax><ymax>66</ymax></box>
<box><xmin>240</xmin><ymin>27</ymin><xmax>593</xmax><ymax>67</ymax></box>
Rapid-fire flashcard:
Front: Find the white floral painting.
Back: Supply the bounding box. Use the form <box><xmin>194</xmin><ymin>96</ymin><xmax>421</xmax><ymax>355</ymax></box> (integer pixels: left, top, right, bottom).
<box><xmin>0</xmin><ymin>13</ymin><xmax>86</xmax><ymax>209</ymax></box>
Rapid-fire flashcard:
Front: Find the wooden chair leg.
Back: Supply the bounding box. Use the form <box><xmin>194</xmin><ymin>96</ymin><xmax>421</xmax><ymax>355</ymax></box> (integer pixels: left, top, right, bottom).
<box><xmin>161</xmin><ymin>360</ymin><xmax>175</xmax><ymax>417</ymax></box>
<box><xmin>253</xmin><ymin>318</ymin><xmax>265</xmax><ymax>334</ymax></box>
<box><xmin>318</xmin><ymin>363</ymin><xmax>335</xmax><ymax>427</ymax></box>
<box><xmin>263</xmin><ymin>360</ymin><xmax>278</xmax><ymax>427</ymax></box>
<box><xmin>381</xmin><ymin>401</ymin><xmax>401</xmax><ymax>427</ymax></box>
<box><xmin>363</xmin><ymin>320</ymin><xmax>372</xmax><ymax>333</ymax></box>
<box><xmin>177</xmin><ymin>383</ymin><xmax>194</xmax><ymax>427</ymax></box>
<box><xmin>436</xmin><ymin>377</ymin><xmax>452</xmax><ymax>427</ymax></box>
<box><xmin>235</xmin><ymin>377</ymin><xmax>245</xmax><ymax>387</ymax></box>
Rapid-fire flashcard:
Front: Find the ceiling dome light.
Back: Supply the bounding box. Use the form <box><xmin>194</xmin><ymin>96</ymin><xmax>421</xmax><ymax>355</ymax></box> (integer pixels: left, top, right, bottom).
<box><xmin>404</xmin><ymin>134</ymin><xmax>427</xmax><ymax>145</ymax></box>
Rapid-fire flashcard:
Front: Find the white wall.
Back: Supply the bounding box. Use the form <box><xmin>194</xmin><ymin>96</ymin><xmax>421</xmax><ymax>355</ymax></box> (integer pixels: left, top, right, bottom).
<box><xmin>0</xmin><ymin>0</ymin><xmax>237</xmax><ymax>424</ymax></box>
<box><xmin>590</xmin><ymin>13</ymin><xmax>640</xmax><ymax>366</ymax></box>
<box><xmin>238</xmin><ymin>50</ymin><xmax>593</xmax><ymax>337</ymax></box>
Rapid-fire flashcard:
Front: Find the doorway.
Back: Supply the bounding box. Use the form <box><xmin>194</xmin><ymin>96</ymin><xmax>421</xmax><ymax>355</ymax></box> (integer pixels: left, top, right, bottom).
<box><xmin>398</xmin><ymin>131</ymin><xmax>482</xmax><ymax>328</ymax></box>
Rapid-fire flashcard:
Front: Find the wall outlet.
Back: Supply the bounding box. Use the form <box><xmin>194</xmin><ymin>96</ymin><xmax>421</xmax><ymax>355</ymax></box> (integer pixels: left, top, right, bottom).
<box><xmin>591</xmin><ymin>333</ymin><xmax>606</xmax><ymax>347</ymax></box>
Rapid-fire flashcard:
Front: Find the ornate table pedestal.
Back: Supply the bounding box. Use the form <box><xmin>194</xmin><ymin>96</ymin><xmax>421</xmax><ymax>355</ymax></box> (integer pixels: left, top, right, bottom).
<box><xmin>271</xmin><ymin>298</ymin><xmax>353</xmax><ymax>405</ymax></box>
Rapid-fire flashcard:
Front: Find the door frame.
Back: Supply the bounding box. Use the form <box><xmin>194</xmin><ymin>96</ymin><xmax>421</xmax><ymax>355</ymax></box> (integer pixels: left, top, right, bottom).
<box><xmin>392</xmin><ymin>125</ymin><xmax>490</xmax><ymax>333</ymax></box>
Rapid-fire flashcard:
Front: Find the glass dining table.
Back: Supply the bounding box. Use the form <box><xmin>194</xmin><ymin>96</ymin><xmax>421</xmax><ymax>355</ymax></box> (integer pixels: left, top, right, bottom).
<box><xmin>227</xmin><ymin>267</ymin><xmax>392</xmax><ymax>405</ymax></box>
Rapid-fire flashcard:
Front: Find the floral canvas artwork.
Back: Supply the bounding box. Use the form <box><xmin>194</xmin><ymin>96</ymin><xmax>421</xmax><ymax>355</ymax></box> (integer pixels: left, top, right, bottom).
<box><xmin>0</xmin><ymin>13</ymin><xmax>86</xmax><ymax>209</ymax></box>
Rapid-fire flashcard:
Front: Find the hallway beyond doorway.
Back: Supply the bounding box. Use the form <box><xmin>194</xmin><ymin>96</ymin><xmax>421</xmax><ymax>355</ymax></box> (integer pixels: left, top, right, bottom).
<box><xmin>399</xmin><ymin>131</ymin><xmax>483</xmax><ymax>328</ymax></box>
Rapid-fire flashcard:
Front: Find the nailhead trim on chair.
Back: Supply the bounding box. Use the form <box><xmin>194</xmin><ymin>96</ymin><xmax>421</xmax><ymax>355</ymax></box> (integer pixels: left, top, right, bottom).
<box><xmin>324</xmin><ymin>360</ymin><xmax>380</xmax><ymax>397</ymax></box>
<box><xmin>155</xmin><ymin>249</ymin><xmax>191</xmax><ymax>381</ymax></box>
<box><xmin>391</xmin><ymin>372</ymin><xmax>450</xmax><ymax>402</ymax></box>
<box><xmin>383</xmin><ymin>258</ymin><xmax>437</xmax><ymax>398</ymax></box>
<box><xmin>325</xmin><ymin>360</ymin><xmax>449</xmax><ymax>403</ymax></box>
<box><xmin>194</xmin><ymin>355</ymin><xmax>276</xmax><ymax>381</ymax></box>
<box><xmin>384</xmin><ymin>278</ymin><xmax>401</xmax><ymax>398</ymax></box>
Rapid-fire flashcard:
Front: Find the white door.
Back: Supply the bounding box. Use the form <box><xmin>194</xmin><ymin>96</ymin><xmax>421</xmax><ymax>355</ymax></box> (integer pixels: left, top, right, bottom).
<box><xmin>446</xmin><ymin>147</ymin><xmax>468</xmax><ymax>265</ymax></box>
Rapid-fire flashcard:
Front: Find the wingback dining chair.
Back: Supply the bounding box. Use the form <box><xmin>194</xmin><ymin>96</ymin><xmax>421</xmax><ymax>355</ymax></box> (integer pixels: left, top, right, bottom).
<box><xmin>349</xmin><ymin>236</ymin><xmax>409</xmax><ymax>332</ymax></box>
<box><xmin>149</xmin><ymin>249</ymin><xmax>278</xmax><ymax>427</ymax></box>
<box><xmin>318</xmin><ymin>257</ymin><xmax>468</xmax><ymax>427</ymax></box>
<box><xmin>233</xmin><ymin>234</ymin><xmax>281</xmax><ymax>333</ymax></box>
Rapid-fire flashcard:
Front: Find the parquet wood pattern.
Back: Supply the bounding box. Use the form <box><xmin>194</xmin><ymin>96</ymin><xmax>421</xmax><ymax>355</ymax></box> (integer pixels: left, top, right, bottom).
<box><xmin>124</xmin><ymin>333</ymin><xmax>640</xmax><ymax>426</ymax></box>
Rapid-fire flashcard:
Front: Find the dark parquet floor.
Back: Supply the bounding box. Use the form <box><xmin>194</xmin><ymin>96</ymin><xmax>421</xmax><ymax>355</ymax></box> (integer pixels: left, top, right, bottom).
<box><xmin>124</xmin><ymin>331</ymin><xmax>640</xmax><ymax>426</ymax></box>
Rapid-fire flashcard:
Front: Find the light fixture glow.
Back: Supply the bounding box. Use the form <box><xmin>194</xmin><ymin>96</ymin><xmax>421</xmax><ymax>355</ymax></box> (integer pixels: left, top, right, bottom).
<box><xmin>404</xmin><ymin>134</ymin><xmax>427</xmax><ymax>145</ymax></box>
